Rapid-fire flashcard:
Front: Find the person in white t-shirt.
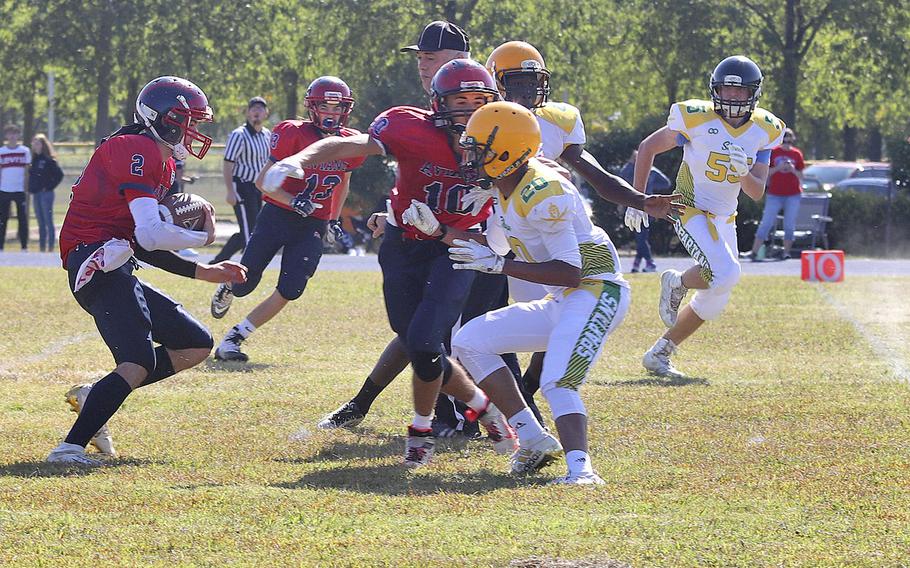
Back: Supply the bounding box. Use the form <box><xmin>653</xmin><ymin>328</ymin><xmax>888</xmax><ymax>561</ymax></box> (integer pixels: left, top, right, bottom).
<box><xmin>0</xmin><ymin>124</ymin><xmax>32</xmax><ymax>250</ymax></box>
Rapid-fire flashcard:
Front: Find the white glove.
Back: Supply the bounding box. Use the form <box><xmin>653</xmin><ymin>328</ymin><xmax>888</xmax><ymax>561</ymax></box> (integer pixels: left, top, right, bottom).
<box><xmin>624</xmin><ymin>207</ymin><xmax>649</xmax><ymax>233</ymax></box>
<box><xmin>461</xmin><ymin>186</ymin><xmax>497</xmax><ymax>216</ymax></box>
<box><xmin>261</xmin><ymin>160</ymin><xmax>305</xmax><ymax>194</ymax></box>
<box><xmin>401</xmin><ymin>199</ymin><xmax>440</xmax><ymax>236</ymax></box>
<box><xmin>449</xmin><ymin>238</ymin><xmax>505</xmax><ymax>273</ymax></box>
<box><xmin>728</xmin><ymin>145</ymin><xmax>750</xmax><ymax>177</ymax></box>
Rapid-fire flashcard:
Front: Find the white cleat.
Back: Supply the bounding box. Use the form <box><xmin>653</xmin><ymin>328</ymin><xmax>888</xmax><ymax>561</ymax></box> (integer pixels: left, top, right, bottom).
<box><xmin>65</xmin><ymin>384</ymin><xmax>117</xmax><ymax>457</ymax></box>
<box><xmin>471</xmin><ymin>402</ymin><xmax>519</xmax><ymax>455</ymax></box>
<box><xmin>47</xmin><ymin>442</ymin><xmax>102</xmax><ymax>466</ymax></box>
<box><xmin>642</xmin><ymin>338</ymin><xmax>686</xmax><ymax>378</ymax></box>
<box><xmin>210</xmin><ymin>283</ymin><xmax>234</xmax><ymax>319</ymax></box>
<box><xmin>510</xmin><ymin>432</ymin><xmax>563</xmax><ymax>474</ymax></box>
<box><xmin>404</xmin><ymin>426</ymin><xmax>435</xmax><ymax>468</ymax></box>
<box><xmin>658</xmin><ymin>269</ymin><xmax>688</xmax><ymax>328</ymax></box>
<box><xmin>549</xmin><ymin>472</ymin><xmax>605</xmax><ymax>485</ymax></box>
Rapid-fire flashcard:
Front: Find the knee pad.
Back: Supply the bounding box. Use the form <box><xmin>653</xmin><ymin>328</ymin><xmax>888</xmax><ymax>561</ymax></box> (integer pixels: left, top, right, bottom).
<box><xmin>411</xmin><ymin>350</ymin><xmax>445</xmax><ymax>382</ymax></box>
<box><xmin>452</xmin><ymin>338</ymin><xmax>506</xmax><ymax>385</ymax></box>
<box><xmin>276</xmin><ymin>282</ymin><xmax>306</xmax><ymax>302</ymax></box>
<box><xmin>710</xmin><ymin>262</ymin><xmax>741</xmax><ymax>292</ymax></box>
<box><xmin>540</xmin><ymin>383</ymin><xmax>587</xmax><ymax>419</ymax></box>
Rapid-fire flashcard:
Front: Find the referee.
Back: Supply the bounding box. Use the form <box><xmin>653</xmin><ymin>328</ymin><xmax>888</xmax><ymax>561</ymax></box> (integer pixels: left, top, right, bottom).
<box><xmin>213</xmin><ymin>96</ymin><xmax>271</xmax><ymax>262</ymax></box>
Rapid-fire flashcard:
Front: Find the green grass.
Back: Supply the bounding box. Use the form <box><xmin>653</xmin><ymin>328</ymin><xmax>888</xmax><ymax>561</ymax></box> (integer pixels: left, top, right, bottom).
<box><xmin>0</xmin><ymin>268</ymin><xmax>909</xmax><ymax>567</ymax></box>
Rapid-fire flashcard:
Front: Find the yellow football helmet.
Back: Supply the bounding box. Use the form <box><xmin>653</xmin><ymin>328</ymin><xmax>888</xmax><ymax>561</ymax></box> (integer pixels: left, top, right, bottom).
<box><xmin>485</xmin><ymin>41</ymin><xmax>550</xmax><ymax>108</ymax></box>
<box><xmin>460</xmin><ymin>101</ymin><xmax>541</xmax><ymax>181</ymax></box>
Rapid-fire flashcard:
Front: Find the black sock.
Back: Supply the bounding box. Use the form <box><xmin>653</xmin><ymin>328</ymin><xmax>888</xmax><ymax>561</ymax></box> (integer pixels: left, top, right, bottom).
<box><xmin>351</xmin><ymin>377</ymin><xmax>384</xmax><ymax>411</ymax></box>
<box><xmin>64</xmin><ymin>372</ymin><xmax>132</xmax><ymax>447</ymax></box>
<box><xmin>139</xmin><ymin>346</ymin><xmax>176</xmax><ymax>388</ymax></box>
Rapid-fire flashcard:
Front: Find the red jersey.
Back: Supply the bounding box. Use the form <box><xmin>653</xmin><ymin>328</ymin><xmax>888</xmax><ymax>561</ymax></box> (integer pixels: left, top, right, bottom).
<box><xmin>267</xmin><ymin>120</ymin><xmax>365</xmax><ymax>220</ymax></box>
<box><xmin>768</xmin><ymin>146</ymin><xmax>805</xmax><ymax>197</ymax></box>
<box><xmin>368</xmin><ymin>106</ymin><xmax>491</xmax><ymax>239</ymax></box>
<box><xmin>59</xmin><ymin>134</ymin><xmax>176</xmax><ymax>267</ymax></box>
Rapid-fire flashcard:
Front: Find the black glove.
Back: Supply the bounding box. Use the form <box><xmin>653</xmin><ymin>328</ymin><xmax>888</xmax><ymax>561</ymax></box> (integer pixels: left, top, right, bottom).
<box><xmin>327</xmin><ymin>220</ymin><xmax>346</xmax><ymax>245</ymax></box>
<box><xmin>291</xmin><ymin>193</ymin><xmax>322</xmax><ymax>218</ymax></box>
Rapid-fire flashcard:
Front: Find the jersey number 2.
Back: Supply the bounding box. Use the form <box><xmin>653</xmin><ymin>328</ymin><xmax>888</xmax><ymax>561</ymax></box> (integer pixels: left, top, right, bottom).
<box><xmin>130</xmin><ymin>154</ymin><xmax>144</xmax><ymax>176</ymax></box>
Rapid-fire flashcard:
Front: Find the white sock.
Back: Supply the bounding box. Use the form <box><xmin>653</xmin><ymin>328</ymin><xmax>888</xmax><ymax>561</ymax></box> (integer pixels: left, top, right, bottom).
<box><xmin>507</xmin><ymin>408</ymin><xmax>545</xmax><ymax>444</ymax></box>
<box><xmin>466</xmin><ymin>389</ymin><xmax>488</xmax><ymax>413</ymax></box>
<box><xmin>566</xmin><ymin>450</ymin><xmax>594</xmax><ymax>476</ymax></box>
<box><xmin>411</xmin><ymin>413</ymin><xmax>433</xmax><ymax>431</ymax></box>
<box><xmin>237</xmin><ymin>318</ymin><xmax>257</xmax><ymax>339</ymax></box>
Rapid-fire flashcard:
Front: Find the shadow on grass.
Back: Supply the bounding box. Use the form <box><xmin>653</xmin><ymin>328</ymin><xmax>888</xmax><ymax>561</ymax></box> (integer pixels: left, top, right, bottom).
<box><xmin>277</xmin><ymin>433</ymin><xmax>481</xmax><ymax>464</ymax></box>
<box><xmin>0</xmin><ymin>457</ymin><xmax>163</xmax><ymax>478</ymax></box>
<box><xmin>202</xmin><ymin>359</ymin><xmax>273</xmax><ymax>373</ymax></box>
<box><xmin>596</xmin><ymin>375</ymin><xmax>710</xmax><ymax>387</ymax></box>
<box><xmin>273</xmin><ymin>462</ymin><xmax>543</xmax><ymax>495</ymax></box>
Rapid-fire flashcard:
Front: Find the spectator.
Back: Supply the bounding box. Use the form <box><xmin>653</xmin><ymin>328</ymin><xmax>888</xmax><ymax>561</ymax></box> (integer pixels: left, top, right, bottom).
<box><xmin>28</xmin><ymin>134</ymin><xmax>64</xmax><ymax>252</ymax></box>
<box><xmin>746</xmin><ymin>127</ymin><xmax>804</xmax><ymax>260</ymax></box>
<box><xmin>212</xmin><ymin>96</ymin><xmax>271</xmax><ymax>263</ymax></box>
<box><xmin>619</xmin><ymin>149</ymin><xmax>671</xmax><ymax>272</ymax></box>
<box><xmin>0</xmin><ymin>124</ymin><xmax>31</xmax><ymax>251</ymax></box>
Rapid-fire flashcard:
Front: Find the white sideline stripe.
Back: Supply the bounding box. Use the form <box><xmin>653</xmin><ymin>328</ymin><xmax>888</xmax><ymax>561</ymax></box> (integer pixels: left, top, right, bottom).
<box><xmin>0</xmin><ymin>333</ymin><xmax>94</xmax><ymax>376</ymax></box>
<box><xmin>816</xmin><ymin>285</ymin><xmax>910</xmax><ymax>383</ymax></box>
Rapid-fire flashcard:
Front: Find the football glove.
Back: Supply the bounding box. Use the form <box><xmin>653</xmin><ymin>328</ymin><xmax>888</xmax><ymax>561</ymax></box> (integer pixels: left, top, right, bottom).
<box><xmin>290</xmin><ymin>193</ymin><xmax>323</xmax><ymax>218</ymax></box>
<box><xmin>401</xmin><ymin>199</ymin><xmax>440</xmax><ymax>236</ymax></box>
<box><xmin>262</xmin><ymin>161</ymin><xmax>304</xmax><ymax>194</ymax></box>
<box><xmin>326</xmin><ymin>220</ymin><xmax>346</xmax><ymax>245</ymax></box>
<box><xmin>728</xmin><ymin>145</ymin><xmax>749</xmax><ymax>177</ymax></box>
<box><xmin>461</xmin><ymin>186</ymin><xmax>497</xmax><ymax>216</ymax></box>
<box><xmin>624</xmin><ymin>207</ymin><xmax>649</xmax><ymax>233</ymax></box>
<box><xmin>449</xmin><ymin>238</ymin><xmax>505</xmax><ymax>274</ymax></box>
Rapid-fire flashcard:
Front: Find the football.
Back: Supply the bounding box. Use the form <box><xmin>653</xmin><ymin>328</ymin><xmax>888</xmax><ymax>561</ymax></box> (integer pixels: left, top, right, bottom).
<box><xmin>158</xmin><ymin>192</ymin><xmax>214</xmax><ymax>231</ymax></box>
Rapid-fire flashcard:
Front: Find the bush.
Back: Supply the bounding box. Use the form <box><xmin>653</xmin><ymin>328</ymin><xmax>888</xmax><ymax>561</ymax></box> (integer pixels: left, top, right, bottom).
<box><xmin>827</xmin><ymin>190</ymin><xmax>910</xmax><ymax>256</ymax></box>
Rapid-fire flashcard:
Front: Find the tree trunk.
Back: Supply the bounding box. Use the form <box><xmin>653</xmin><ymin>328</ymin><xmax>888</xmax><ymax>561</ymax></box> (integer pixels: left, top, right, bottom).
<box><xmin>93</xmin><ymin>4</ymin><xmax>114</xmax><ymax>144</ymax></box>
<box><xmin>842</xmin><ymin>125</ymin><xmax>857</xmax><ymax>161</ymax></box>
<box><xmin>284</xmin><ymin>69</ymin><xmax>299</xmax><ymax>119</ymax></box>
<box><xmin>779</xmin><ymin>0</ymin><xmax>799</xmax><ymax>129</ymax></box>
<box><xmin>22</xmin><ymin>77</ymin><xmax>36</xmax><ymax>144</ymax></box>
<box><xmin>123</xmin><ymin>75</ymin><xmax>140</xmax><ymax>125</ymax></box>
<box><xmin>866</xmin><ymin>127</ymin><xmax>882</xmax><ymax>161</ymax></box>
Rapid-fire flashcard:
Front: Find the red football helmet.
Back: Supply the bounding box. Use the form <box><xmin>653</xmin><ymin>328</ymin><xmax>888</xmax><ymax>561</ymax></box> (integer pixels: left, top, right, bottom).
<box><xmin>306</xmin><ymin>76</ymin><xmax>355</xmax><ymax>133</ymax></box>
<box><xmin>135</xmin><ymin>76</ymin><xmax>213</xmax><ymax>159</ymax></box>
<box><xmin>430</xmin><ymin>59</ymin><xmax>500</xmax><ymax>130</ymax></box>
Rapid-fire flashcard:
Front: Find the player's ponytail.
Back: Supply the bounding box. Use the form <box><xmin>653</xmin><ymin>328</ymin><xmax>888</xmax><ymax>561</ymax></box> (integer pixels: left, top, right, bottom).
<box><xmin>98</xmin><ymin>122</ymin><xmax>148</xmax><ymax>148</ymax></box>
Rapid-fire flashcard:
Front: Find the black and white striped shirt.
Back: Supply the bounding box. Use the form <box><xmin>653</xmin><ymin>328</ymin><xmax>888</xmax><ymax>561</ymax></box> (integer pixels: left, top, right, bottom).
<box><xmin>223</xmin><ymin>122</ymin><xmax>271</xmax><ymax>182</ymax></box>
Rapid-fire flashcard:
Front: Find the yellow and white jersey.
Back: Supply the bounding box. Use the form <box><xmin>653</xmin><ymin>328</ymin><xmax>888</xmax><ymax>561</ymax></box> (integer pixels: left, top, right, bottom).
<box><xmin>490</xmin><ymin>158</ymin><xmax>627</xmax><ymax>296</ymax></box>
<box><xmin>669</xmin><ymin>99</ymin><xmax>785</xmax><ymax>216</ymax></box>
<box><xmin>534</xmin><ymin>102</ymin><xmax>586</xmax><ymax>159</ymax></box>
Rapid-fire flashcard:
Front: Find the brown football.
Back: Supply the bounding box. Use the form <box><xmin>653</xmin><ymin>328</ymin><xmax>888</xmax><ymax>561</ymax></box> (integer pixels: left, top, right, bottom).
<box><xmin>158</xmin><ymin>193</ymin><xmax>213</xmax><ymax>231</ymax></box>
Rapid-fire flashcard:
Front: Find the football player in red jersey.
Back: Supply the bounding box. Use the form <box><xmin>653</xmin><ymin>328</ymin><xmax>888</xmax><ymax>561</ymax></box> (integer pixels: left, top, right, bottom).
<box><xmin>209</xmin><ymin>76</ymin><xmax>366</xmax><ymax>362</ymax></box>
<box><xmin>48</xmin><ymin>77</ymin><xmax>247</xmax><ymax>465</ymax></box>
<box><xmin>267</xmin><ymin>60</ymin><xmax>520</xmax><ymax>467</ymax></box>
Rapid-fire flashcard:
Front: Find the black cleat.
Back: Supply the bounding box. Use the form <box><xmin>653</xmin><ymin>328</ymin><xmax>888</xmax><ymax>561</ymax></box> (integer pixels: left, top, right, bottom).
<box><xmin>317</xmin><ymin>401</ymin><xmax>366</xmax><ymax>430</ymax></box>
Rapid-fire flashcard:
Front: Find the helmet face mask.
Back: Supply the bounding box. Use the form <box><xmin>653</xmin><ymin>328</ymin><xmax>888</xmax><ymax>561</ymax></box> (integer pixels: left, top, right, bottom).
<box><xmin>486</xmin><ymin>42</ymin><xmax>550</xmax><ymax>109</ymax></box>
<box><xmin>460</xmin><ymin>101</ymin><xmax>541</xmax><ymax>182</ymax></box>
<box><xmin>305</xmin><ymin>77</ymin><xmax>355</xmax><ymax>134</ymax></box>
<box><xmin>135</xmin><ymin>77</ymin><xmax>214</xmax><ymax>159</ymax></box>
<box><xmin>430</xmin><ymin>59</ymin><xmax>500</xmax><ymax>132</ymax></box>
<box><xmin>709</xmin><ymin>56</ymin><xmax>762</xmax><ymax>119</ymax></box>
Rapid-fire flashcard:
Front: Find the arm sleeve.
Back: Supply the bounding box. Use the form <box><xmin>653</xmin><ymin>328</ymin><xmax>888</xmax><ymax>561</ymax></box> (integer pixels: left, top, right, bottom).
<box><xmin>268</xmin><ymin>121</ymin><xmax>300</xmax><ymax>162</ymax></box>
<box><xmin>528</xmin><ymin>193</ymin><xmax>582</xmax><ymax>269</ymax></box>
<box><xmin>24</xmin><ymin>148</ymin><xmax>31</xmax><ymax>165</ymax></box>
<box><xmin>133</xmin><ymin>245</ymin><xmax>197</xmax><ymax>278</ymax></box>
<box><xmin>795</xmin><ymin>150</ymin><xmax>805</xmax><ymax>171</ymax></box>
<box><xmin>566</xmin><ymin>106</ymin><xmax>586</xmax><ymax>146</ymax></box>
<box><xmin>129</xmin><ymin>197</ymin><xmax>209</xmax><ymax>251</ymax></box>
<box><xmin>223</xmin><ymin>129</ymin><xmax>242</xmax><ymax>162</ymax></box>
<box><xmin>756</xmin><ymin>150</ymin><xmax>772</xmax><ymax>165</ymax></box>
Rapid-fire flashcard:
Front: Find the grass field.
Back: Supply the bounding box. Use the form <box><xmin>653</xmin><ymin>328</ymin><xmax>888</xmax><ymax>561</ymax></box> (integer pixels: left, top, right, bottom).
<box><xmin>0</xmin><ymin>267</ymin><xmax>908</xmax><ymax>567</ymax></box>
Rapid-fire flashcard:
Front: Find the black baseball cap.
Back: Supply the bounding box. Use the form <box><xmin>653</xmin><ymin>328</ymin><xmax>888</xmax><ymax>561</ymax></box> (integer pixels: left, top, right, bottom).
<box><xmin>400</xmin><ymin>21</ymin><xmax>470</xmax><ymax>53</ymax></box>
<box><xmin>248</xmin><ymin>96</ymin><xmax>268</xmax><ymax>109</ymax></box>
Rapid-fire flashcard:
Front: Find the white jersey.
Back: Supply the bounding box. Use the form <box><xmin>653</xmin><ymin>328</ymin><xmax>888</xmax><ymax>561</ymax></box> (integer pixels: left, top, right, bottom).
<box><xmin>490</xmin><ymin>158</ymin><xmax>626</xmax><ymax>297</ymax></box>
<box><xmin>534</xmin><ymin>102</ymin><xmax>585</xmax><ymax>160</ymax></box>
<box><xmin>668</xmin><ymin>99</ymin><xmax>785</xmax><ymax>216</ymax></box>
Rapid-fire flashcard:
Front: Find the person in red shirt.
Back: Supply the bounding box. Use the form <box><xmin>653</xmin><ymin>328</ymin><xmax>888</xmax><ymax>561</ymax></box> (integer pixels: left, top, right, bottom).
<box><xmin>264</xmin><ymin>59</ymin><xmax>522</xmax><ymax>468</ymax></box>
<box><xmin>746</xmin><ymin>128</ymin><xmax>804</xmax><ymax>260</ymax></box>
<box><xmin>48</xmin><ymin>77</ymin><xmax>247</xmax><ymax>466</ymax></box>
<box><xmin>209</xmin><ymin>77</ymin><xmax>365</xmax><ymax>362</ymax></box>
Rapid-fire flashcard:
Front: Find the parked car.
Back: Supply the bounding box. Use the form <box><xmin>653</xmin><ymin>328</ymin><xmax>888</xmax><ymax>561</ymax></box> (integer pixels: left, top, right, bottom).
<box><xmin>802</xmin><ymin>161</ymin><xmax>860</xmax><ymax>192</ymax></box>
<box><xmin>848</xmin><ymin>162</ymin><xmax>890</xmax><ymax>179</ymax></box>
<box><xmin>834</xmin><ymin>177</ymin><xmax>897</xmax><ymax>198</ymax></box>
